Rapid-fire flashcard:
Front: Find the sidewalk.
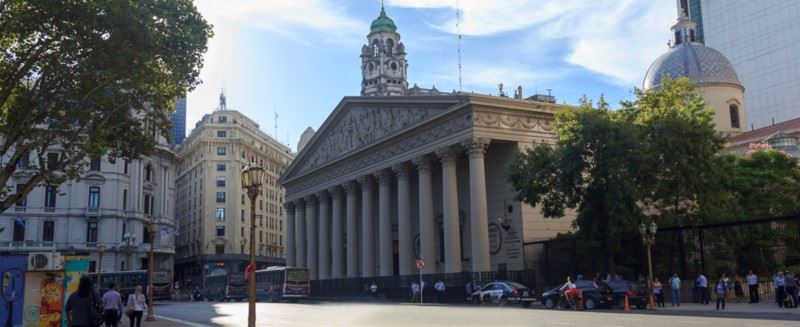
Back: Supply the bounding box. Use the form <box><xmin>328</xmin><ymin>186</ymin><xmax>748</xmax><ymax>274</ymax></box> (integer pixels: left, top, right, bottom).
<box><xmin>655</xmin><ymin>302</ymin><xmax>800</xmax><ymax>316</ymax></box>
<box><xmin>151</xmin><ymin>315</ymin><xmax>206</xmax><ymax>327</ymax></box>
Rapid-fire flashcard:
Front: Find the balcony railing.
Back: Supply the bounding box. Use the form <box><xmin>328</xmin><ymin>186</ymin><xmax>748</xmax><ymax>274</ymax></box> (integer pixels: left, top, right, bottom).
<box><xmin>0</xmin><ymin>240</ymin><xmax>56</xmax><ymax>251</ymax></box>
<box><xmin>85</xmin><ymin>207</ymin><xmax>101</xmax><ymax>217</ymax></box>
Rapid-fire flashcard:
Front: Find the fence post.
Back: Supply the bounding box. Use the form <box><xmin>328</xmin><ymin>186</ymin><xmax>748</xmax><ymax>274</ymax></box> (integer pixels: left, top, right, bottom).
<box><xmin>699</xmin><ymin>228</ymin><xmax>707</xmax><ymax>277</ymax></box>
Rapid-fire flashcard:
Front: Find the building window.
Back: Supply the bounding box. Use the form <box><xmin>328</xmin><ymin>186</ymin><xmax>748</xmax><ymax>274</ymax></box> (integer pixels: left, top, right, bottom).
<box><xmin>122</xmin><ymin>223</ymin><xmax>126</xmax><ymax>241</ymax></box>
<box><xmin>217</xmin><ymin>147</ymin><xmax>226</xmax><ymax>155</ymax></box>
<box><xmin>12</xmin><ymin>219</ymin><xmax>25</xmax><ymax>242</ymax></box>
<box><xmin>17</xmin><ymin>153</ymin><xmax>29</xmax><ymax>169</ymax></box>
<box><xmin>145</xmin><ymin>164</ymin><xmax>152</xmax><ymax>181</ymax></box>
<box><xmin>43</xmin><ymin>221</ymin><xmax>54</xmax><ymax>241</ymax></box>
<box><xmin>87</xmin><ymin>222</ymin><xmax>98</xmax><ymax>243</ymax></box>
<box><xmin>730</xmin><ymin>104</ymin><xmax>740</xmax><ymax>128</ymax></box>
<box><xmin>88</xmin><ymin>186</ymin><xmax>100</xmax><ymax>208</ymax></box>
<box><xmin>15</xmin><ymin>184</ymin><xmax>26</xmax><ymax>207</ymax></box>
<box><xmin>216</xmin><ymin>163</ymin><xmax>226</xmax><ymax>171</ymax></box>
<box><xmin>47</xmin><ymin>152</ymin><xmax>60</xmax><ymax>170</ymax></box>
<box><xmin>215</xmin><ymin>244</ymin><xmax>224</xmax><ymax>254</ymax></box>
<box><xmin>143</xmin><ymin>224</ymin><xmax>150</xmax><ymax>243</ymax></box>
<box><xmin>216</xmin><ymin>208</ymin><xmax>225</xmax><ymax>221</ymax></box>
<box><xmin>216</xmin><ymin>226</ymin><xmax>225</xmax><ymax>236</ymax></box>
<box><xmin>89</xmin><ymin>157</ymin><xmax>101</xmax><ymax>171</ymax></box>
<box><xmin>241</xmin><ymin>227</ymin><xmax>244</xmax><ymax>237</ymax></box>
<box><xmin>124</xmin><ymin>160</ymin><xmax>129</xmax><ymax>175</ymax></box>
<box><xmin>216</xmin><ymin>177</ymin><xmax>226</xmax><ymax>187</ymax></box>
<box><xmin>122</xmin><ymin>189</ymin><xmax>128</xmax><ymax>210</ymax></box>
<box><xmin>44</xmin><ymin>185</ymin><xmax>57</xmax><ymax>208</ymax></box>
<box><xmin>216</xmin><ymin>192</ymin><xmax>226</xmax><ymax>203</ymax></box>
<box><xmin>218</xmin><ymin>116</ymin><xmax>227</xmax><ymax>123</ymax></box>
<box><xmin>217</xmin><ymin>130</ymin><xmax>227</xmax><ymax>138</ymax></box>
<box><xmin>144</xmin><ymin>194</ymin><xmax>153</xmax><ymax>215</ymax></box>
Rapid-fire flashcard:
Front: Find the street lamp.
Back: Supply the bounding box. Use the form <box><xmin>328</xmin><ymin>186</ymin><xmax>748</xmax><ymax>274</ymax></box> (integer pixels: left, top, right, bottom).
<box><xmin>242</xmin><ymin>162</ymin><xmax>264</xmax><ymax>327</ymax></box>
<box><xmin>122</xmin><ymin>233</ymin><xmax>136</xmax><ymax>271</ymax></box>
<box><xmin>97</xmin><ymin>243</ymin><xmax>106</xmax><ymax>289</ymax></box>
<box><xmin>146</xmin><ymin>219</ymin><xmax>156</xmax><ymax>321</ymax></box>
<box><xmin>639</xmin><ymin>221</ymin><xmax>658</xmax><ymax>309</ymax></box>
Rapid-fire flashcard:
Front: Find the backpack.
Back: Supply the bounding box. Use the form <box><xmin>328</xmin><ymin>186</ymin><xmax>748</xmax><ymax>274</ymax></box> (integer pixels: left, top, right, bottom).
<box><xmin>89</xmin><ymin>292</ymin><xmax>105</xmax><ymax>327</ymax></box>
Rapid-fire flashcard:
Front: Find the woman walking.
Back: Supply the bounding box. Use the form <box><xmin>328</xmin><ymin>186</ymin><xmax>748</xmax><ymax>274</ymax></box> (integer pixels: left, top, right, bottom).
<box><xmin>653</xmin><ymin>278</ymin><xmax>665</xmax><ymax>308</ymax></box>
<box><xmin>126</xmin><ymin>286</ymin><xmax>147</xmax><ymax>327</ymax></box>
<box><xmin>65</xmin><ymin>276</ymin><xmax>103</xmax><ymax>327</ymax></box>
<box><xmin>715</xmin><ymin>275</ymin><xmax>729</xmax><ymax>310</ymax></box>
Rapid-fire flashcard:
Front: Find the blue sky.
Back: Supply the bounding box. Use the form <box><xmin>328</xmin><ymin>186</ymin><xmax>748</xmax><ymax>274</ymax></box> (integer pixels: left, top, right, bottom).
<box><xmin>188</xmin><ymin>0</ymin><xmax>676</xmax><ymax>151</ymax></box>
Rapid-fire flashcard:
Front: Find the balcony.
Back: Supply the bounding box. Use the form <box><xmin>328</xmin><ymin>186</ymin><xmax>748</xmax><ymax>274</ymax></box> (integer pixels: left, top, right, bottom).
<box><xmin>0</xmin><ymin>240</ymin><xmax>56</xmax><ymax>252</ymax></box>
<box><xmin>85</xmin><ymin>207</ymin><xmax>101</xmax><ymax>217</ymax></box>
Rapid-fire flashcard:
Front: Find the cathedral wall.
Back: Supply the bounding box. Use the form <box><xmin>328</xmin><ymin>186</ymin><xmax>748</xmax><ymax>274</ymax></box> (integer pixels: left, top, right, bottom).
<box><xmin>697</xmin><ymin>84</ymin><xmax>747</xmax><ymax>136</ymax></box>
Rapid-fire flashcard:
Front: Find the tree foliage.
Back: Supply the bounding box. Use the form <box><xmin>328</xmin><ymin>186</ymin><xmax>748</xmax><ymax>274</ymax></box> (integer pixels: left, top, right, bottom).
<box><xmin>0</xmin><ymin>0</ymin><xmax>212</xmax><ymax>212</ymax></box>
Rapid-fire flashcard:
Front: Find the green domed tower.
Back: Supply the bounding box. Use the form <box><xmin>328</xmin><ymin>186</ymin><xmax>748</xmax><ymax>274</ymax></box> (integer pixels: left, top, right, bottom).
<box><xmin>361</xmin><ymin>4</ymin><xmax>407</xmax><ymax>96</ymax></box>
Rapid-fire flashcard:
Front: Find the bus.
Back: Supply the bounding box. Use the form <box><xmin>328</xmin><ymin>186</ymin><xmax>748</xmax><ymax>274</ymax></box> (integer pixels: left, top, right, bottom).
<box><xmin>89</xmin><ymin>270</ymin><xmax>172</xmax><ymax>301</ymax></box>
<box><xmin>254</xmin><ymin>266</ymin><xmax>309</xmax><ymax>302</ymax></box>
<box><xmin>205</xmin><ymin>271</ymin><xmax>246</xmax><ymax>302</ymax></box>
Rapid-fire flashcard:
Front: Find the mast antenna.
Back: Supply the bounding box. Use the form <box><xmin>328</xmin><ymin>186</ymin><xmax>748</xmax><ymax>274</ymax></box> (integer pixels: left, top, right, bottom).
<box><xmin>456</xmin><ymin>0</ymin><xmax>463</xmax><ymax>92</ymax></box>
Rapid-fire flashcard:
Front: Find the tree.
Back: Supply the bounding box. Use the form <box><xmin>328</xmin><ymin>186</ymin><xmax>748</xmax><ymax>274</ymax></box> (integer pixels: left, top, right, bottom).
<box><xmin>726</xmin><ymin>144</ymin><xmax>800</xmax><ymax>217</ymax></box>
<box><xmin>0</xmin><ymin>0</ymin><xmax>212</xmax><ymax>213</ymax></box>
<box><xmin>507</xmin><ymin>96</ymin><xmax>645</xmax><ymax>274</ymax></box>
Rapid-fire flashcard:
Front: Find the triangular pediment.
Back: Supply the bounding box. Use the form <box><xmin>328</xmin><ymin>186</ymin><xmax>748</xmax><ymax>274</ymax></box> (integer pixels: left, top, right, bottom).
<box><xmin>281</xmin><ymin>96</ymin><xmax>463</xmax><ymax>182</ymax></box>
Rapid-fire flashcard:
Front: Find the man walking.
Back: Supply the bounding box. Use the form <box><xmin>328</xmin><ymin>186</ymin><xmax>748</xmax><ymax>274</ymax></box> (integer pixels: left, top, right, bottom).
<box><xmin>785</xmin><ymin>271</ymin><xmax>797</xmax><ymax>308</ymax></box>
<box><xmin>775</xmin><ymin>271</ymin><xmax>786</xmax><ymax>308</ymax></box>
<box><xmin>746</xmin><ymin>270</ymin><xmax>759</xmax><ymax>303</ymax></box>
<box><xmin>102</xmin><ymin>282</ymin><xmax>123</xmax><ymax>327</ymax></box>
<box><xmin>434</xmin><ymin>280</ymin><xmax>446</xmax><ymax>303</ymax></box>
<box><xmin>669</xmin><ymin>272</ymin><xmax>681</xmax><ymax>306</ymax></box>
<box><xmin>697</xmin><ymin>274</ymin><xmax>709</xmax><ymax>304</ymax></box>
<box><xmin>410</xmin><ymin>282</ymin><xmax>420</xmax><ymax>303</ymax></box>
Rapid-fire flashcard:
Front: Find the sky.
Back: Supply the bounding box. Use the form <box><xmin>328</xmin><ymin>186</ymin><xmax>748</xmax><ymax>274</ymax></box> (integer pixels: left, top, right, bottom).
<box><xmin>187</xmin><ymin>0</ymin><xmax>677</xmax><ymax>152</ymax></box>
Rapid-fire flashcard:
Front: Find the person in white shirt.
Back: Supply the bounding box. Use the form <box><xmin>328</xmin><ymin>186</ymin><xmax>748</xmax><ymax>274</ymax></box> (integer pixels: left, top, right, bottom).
<box><xmin>126</xmin><ymin>285</ymin><xmax>147</xmax><ymax>327</ymax></box>
<box><xmin>434</xmin><ymin>280</ymin><xmax>446</xmax><ymax>303</ymax></box>
<box><xmin>697</xmin><ymin>274</ymin><xmax>709</xmax><ymax>304</ymax></box>
<box><xmin>410</xmin><ymin>282</ymin><xmax>420</xmax><ymax>303</ymax></box>
<box><xmin>746</xmin><ymin>270</ymin><xmax>759</xmax><ymax>303</ymax></box>
<box><xmin>102</xmin><ymin>283</ymin><xmax>123</xmax><ymax>327</ymax></box>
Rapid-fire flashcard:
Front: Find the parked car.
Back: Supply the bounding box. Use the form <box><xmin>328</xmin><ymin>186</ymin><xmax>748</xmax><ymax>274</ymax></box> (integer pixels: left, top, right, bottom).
<box><xmin>540</xmin><ymin>280</ymin><xmax>616</xmax><ymax>310</ymax></box>
<box><xmin>471</xmin><ymin>281</ymin><xmax>536</xmax><ymax>307</ymax></box>
<box><xmin>605</xmin><ymin>280</ymin><xmax>647</xmax><ymax>309</ymax></box>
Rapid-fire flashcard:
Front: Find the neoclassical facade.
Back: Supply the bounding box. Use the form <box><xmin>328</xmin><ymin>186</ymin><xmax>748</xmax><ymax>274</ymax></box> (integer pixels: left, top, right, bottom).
<box><xmin>279</xmin><ymin>94</ymin><xmax>573</xmax><ymax>280</ymax></box>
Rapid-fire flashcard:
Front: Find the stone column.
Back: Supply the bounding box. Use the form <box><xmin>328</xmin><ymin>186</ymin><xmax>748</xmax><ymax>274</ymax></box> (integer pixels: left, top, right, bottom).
<box><xmin>359</xmin><ymin>175</ymin><xmax>375</xmax><ymax>277</ymax></box>
<box><xmin>393</xmin><ymin>163</ymin><xmax>413</xmax><ymax>276</ymax></box>
<box><xmin>413</xmin><ymin>155</ymin><xmax>436</xmax><ymax>274</ymax></box>
<box><xmin>317</xmin><ymin>191</ymin><xmax>331</xmax><ymax>280</ymax></box>
<box><xmin>305</xmin><ymin>195</ymin><xmax>318</xmax><ymax>280</ymax></box>
<box><xmin>375</xmin><ymin>170</ymin><xmax>394</xmax><ymax>277</ymax></box>
<box><xmin>329</xmin><ymin>186</ymin><xmax>344</xmax><ymax>279</ymax></box>
<box><xmin>437</xmin><ymin>146</ymin><xmax>462</xmax><ymax>273</ymax></box>
<box><xmin>285</xmin><ymin>202</ymin><xmax>296</xmax><ymax>267</ymax></box>
<box><xmin>344</xmin><ymin>181</ymin><xmax>359</xmax><ymax>278</ymax></box>
<box><xmin>463</xmin><ymin>138</ymin><xmax>491</xmax><ymax>272</ymax></box>
<box><xmin>295</xmin><ymin>199</ymin><xmax>306</xmax><ymax>267</ymax></box>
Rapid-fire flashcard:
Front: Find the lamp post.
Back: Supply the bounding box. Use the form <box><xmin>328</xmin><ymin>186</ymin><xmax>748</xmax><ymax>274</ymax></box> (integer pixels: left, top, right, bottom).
<box><xmin>96</xmin><ymin>243</ymin><xmax>106</xmax><ymax>289</ymax></box>
<box><xmin>122</xmin><ymin>233</ymin><xmax>136</xmax><ymax>271</ymax></box>
<box><xmin>639</xmin><ymin>221</ymin><xmax>658</xmax><ymax>309</ymax></box>
<box><xmin>242</xmin><ymin>162</ymin><xmax>264</xmax><ymax>327</ymax></box>
<box><xmin>146</xmin><ymin>219</ymin><xmax>156</xmax><ymax>321</ymax></box>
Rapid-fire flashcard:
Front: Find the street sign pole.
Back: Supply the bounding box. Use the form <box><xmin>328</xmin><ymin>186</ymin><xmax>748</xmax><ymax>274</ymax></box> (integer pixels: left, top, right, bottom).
<box><xmin>415</xmin><ymin>259</ymin><xmax>426</xmax><ymax>304</ymax></box>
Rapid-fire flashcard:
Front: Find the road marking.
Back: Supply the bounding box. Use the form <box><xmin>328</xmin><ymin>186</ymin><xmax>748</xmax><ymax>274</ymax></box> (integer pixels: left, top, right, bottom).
<box><xmin>614</xmin><ymin>317</ymin><xmax>642</xmax><ymax>321</ymax></box>
<box><xmin>155</xmin><ymin>315</ymin><xmax>213</xmax><ymax>327</ymax></box>
<box><xmin>549</xmin><ymin>322</ymin><xmax>575</xmax><ymax>325</ymax></box>
<box><xmin>675</xmin><ymin>321</ymin><xmax>709</xmax><ymax>325</ymax></box>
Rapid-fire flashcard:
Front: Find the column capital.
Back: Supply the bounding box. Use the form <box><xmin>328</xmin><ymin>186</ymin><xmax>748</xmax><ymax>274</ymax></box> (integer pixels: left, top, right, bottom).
<box><xmin>373</xmin><ymin>169</ymin><xmax>393</xmax><ymax>185</ymax></box>
<box><xmin>316</xmin><ymin>190</ymin><xmax>330</xmax><ymax>203</ymax></box>
<box><xmin>294</xmin><ymin>198</ymin><xmax>306</xmax><ymax>208</ymax></box>
<box><xmin>412</xmin><ymin>155</ymin><xmax>435</xmax><ymax>172</ymax></box>
<box><xmin>357</xmin><ymin>175</ymin><xmax>374</xmax><ymax>190</ymax></box>
<box><xmin>436</xmin><ymin>145</ymin><xmax>462</xmax><ymax>166</ymax></box>
<box><xmin>344</xmin><ymin>180</ymin><xmax>360</xmax><ymax>194</ymax></box>
<box><xmin>304</xmin><ymin>194</ymin><xmax>318</xmax><ymax>206</ymax></box>
<box><xmin>284</xmin><ymin>202</ymin><xmax>296</xmax><ymax>211</ymax></box>
<box><xmin>462</xmin><ymin>137</ymin><xmax>491</xmax><ymax>157</ymax></box>
<box><xmin>392</xmin><ymin>162</ymin><xmax>412</xmax><ymax>180</ymax></box>
<box><xmin>328</xmin><ymin>185</ymin><xmax>344</xmax><ymax>199</ymax></box>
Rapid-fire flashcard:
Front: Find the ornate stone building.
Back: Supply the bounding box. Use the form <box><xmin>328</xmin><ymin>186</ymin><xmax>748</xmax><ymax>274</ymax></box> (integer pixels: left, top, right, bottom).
<box><xmin>279</xmin><ymin>94</ymin><xmax>573</xmax><ymax>280</ymax></box>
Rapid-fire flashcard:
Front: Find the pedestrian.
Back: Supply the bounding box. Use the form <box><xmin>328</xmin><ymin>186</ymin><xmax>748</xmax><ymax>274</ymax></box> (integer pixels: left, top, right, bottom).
<box><xmin>465</xmin><ymin>280</ymin><xmax>474</xmax><ymax>302</ymax></box>
<box><xmin>370</xmin><ymin>282</ymin><xmax>378</xmax><ymax>298</ymax></box>
<box><xmin>722</xmin><ymin>273</ymin><xmax>732</xmax><ymax>302</ymax></box>
<box><xmin>669</xmin><ymin>272</ymin><xmax>681</xmax><ymax>307</ymax></box>
<box><xmin>434</xmin><ymin>280</ymin><xmax>446</xmax><ymax>303</ymax></box>
<box><xmin>786</xmin><ymin>271</ymin><xmax>797</xmax><ymax>308</ymax></box>
<box><xmin>696</xmin><ymin>273</ymin><xmax>709</xmax><ymax>305</ymax></box>
<box><xmin>102</xmin><ymin>283</ymin><xmax>123</xmax><ymax>327</ymax></box>
<box><xmin>715</xmin><ymin>275</ymin><xmax>728</xmax><ymax>310</ymax></box>
<box><xmin>66</xmin><ymin>276</ymin><xmax>103</xmax><ymax>327</ymax></box>
<box><xmin>410</xmin><ymin>282</ymin><xmax>420</xmax><ymax>303</ymax></box>
<box><xmin>774</xmin><ymin>271</ymin><xmax>786</xmax><ymax>308</ymax></box>
<box><xmin>746</xmin><ymin>270</ymin><xmax>759</xmax><ymax>303</ymax></box>
<box><xmin>126</xmin><ymin>285</ymin><xmax>147</xmax><ymax>327</ymax></box>
<box><xmin>653</xmin><ymin>278</ymin><xmax>665</xmax><ymax>308</ymax></box>
<box><xmin>733</xmin><ymin>274</ymin><xmax>744</xmax><ymax>303</ymax></box>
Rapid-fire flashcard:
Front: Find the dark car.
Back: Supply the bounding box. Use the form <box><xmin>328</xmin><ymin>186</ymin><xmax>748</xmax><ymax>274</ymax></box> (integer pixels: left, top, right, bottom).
<box><xmin>540</xmin><ymin>280</ymin><xmax>616</xmax><ymax>310</ymax></box>
<box><xmin>605</xmin><ymin>280</ymin><xmax>647</xmax><ymax>309</ymax></box>
<box><xmin>471</xmin><ymin>281</ymin><xmax>536</xmax><ymax>307</ymax></box>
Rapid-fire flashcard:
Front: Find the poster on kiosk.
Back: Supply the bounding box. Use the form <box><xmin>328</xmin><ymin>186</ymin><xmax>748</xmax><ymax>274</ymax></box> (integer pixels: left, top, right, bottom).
<box><xmin>0</xmin><ymin>255</ymin><xmax>26</xmax><ymax>327</ymax></box>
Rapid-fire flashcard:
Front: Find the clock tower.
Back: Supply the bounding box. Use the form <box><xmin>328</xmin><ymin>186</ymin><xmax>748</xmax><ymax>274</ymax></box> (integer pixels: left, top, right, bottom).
<box><xmin>361</xmin><ymin>4</ymin><xmax>408</xmax><ymax>96</ymax></box>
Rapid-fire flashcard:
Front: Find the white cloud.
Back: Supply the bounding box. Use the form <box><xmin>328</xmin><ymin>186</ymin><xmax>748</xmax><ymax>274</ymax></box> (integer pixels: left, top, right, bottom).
<box><xmin>390</xmin><ymin>0</ymin><xmax>675</xmax><ymax>86</ymax></box>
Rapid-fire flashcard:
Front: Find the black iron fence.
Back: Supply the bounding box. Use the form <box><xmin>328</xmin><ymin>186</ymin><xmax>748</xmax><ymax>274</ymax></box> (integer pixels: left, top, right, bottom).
<box><xmin>312</xmin><ymin>270</ymin><xmax>537</xmax><ymax>303</ymax></box>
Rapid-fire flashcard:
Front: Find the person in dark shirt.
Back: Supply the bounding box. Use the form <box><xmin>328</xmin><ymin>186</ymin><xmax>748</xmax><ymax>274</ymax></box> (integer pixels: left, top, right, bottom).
<box><xmin>66</xmin><ymin>276</ymin><xmax>101</xmax><ymax>327</ymax></box>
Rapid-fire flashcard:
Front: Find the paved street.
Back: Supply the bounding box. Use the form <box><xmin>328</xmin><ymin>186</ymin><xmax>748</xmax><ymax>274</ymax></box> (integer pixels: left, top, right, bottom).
<box><xmin>155</xmin><ymin>301</ymin><xmax>800</xmax><ymax>327</ymax></box>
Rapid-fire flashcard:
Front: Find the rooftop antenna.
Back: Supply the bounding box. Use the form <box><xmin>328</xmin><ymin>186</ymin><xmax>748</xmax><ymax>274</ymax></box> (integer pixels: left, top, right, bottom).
<box><xmin>456</xmin><ymin>0</ymin><xmax>463</xmax><ymax>92</ymax></box>
<box><xmin>274</xmin><ymin>107</ymin><xmax>278</xmax><ymax>137</ymax></box>
<box><xmin>217</xmin><ymin>89</ymin><xmax>227</xmax><ymax>111</ymax></box>
<box><xmin>546</xmin><ymin>88</ymin><xmax>552</xmax><ymax>97</ymax></box>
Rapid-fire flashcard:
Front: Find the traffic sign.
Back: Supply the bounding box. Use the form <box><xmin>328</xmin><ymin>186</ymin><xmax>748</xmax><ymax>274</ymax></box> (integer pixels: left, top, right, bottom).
<box><xmin>415</xmin><ymin>259</ymin><xmax>425</xmax><ymax>270</ymax></box>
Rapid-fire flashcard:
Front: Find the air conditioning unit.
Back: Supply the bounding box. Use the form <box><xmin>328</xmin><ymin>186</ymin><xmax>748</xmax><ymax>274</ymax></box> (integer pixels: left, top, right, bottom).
<box><xmin>28</xmin><ymin>252</ymin><xmax>64</xmax><ymax>271</ymax></box>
